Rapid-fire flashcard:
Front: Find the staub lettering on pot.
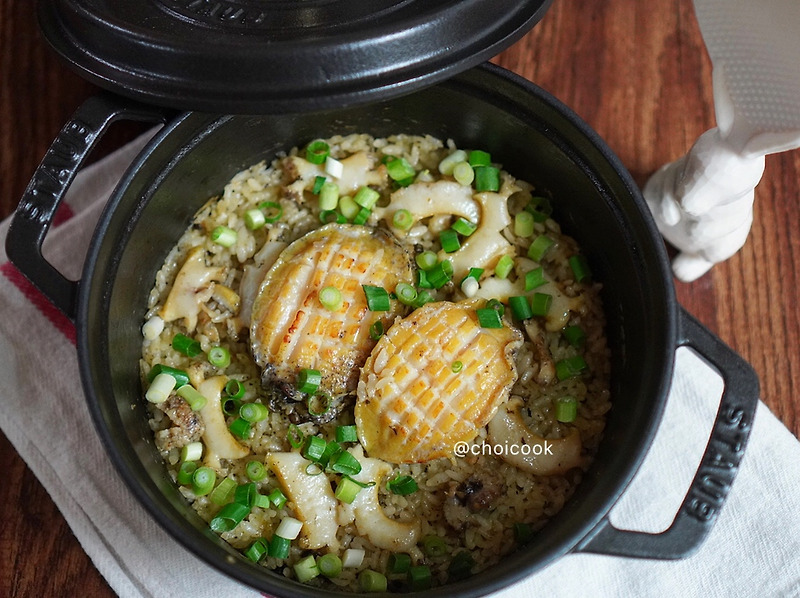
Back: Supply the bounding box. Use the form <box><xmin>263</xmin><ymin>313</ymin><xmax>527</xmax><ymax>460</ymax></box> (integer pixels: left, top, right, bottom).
<box><xmin>160</xmin><ymin>0</ymin><xmax>267</xmax><ymax>26</ymax></box>
<box><xmin>21</xmin><ymin>120</ymin><xmax>92</xmax><ymax>224</ymax></box>
<box><xmin>685</xmin><ymin>404</ymin><xmax>750</xmax><ymax>523</ymax></box>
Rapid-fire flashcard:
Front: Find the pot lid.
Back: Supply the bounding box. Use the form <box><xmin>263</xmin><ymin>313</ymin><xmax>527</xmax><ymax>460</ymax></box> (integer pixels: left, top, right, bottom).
<box><xmin>38</xmin><ymin>0</ymin><xmax>552</xmax><ymax>114</ymax></box>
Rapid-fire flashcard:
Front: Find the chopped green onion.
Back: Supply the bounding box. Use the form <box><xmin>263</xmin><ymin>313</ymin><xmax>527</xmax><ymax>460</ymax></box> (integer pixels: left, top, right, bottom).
<box><xmin>246</xmin><ymin>460</ymin><xmax>267</xmax><ymax>481</ymax></box>
<box><xmin>234</xmin><ymin>482</ymin><xmax>258</xmax><ymax>507</ymax></box>
<box><xmin>468</xmin><ymin>149</ymin><xmax>491</xmax><ymax>167</ymax></box>
<box><xmin>413</xmin><ymin>290</ymin><xmax>435</xmax><ymax>308</ymax></box>
<box><xmin>252</xmin><ymin>493</ymin><xmax>271</xmax><ymax>509</ymax></box>
<box><xmin>172</xmin><ymin>333</ymin><xmax>202</xmax><ymax>357</ymax></box>
<box><xmin>452</xmin><ymin>217</ymin><xmax>477</xmax><ymax>236</ymax></box>
<box><xmin>335</xmin><ymin>425</ymin><xmax>358</xmax><ymax>443</ymax></box>
<box><xmin>240</xmin><ymin>402</ymin><xmax>269</xmax><ymax>423</ymax></box>
<box><xmin>369</xmin><ymin>320</ymin><xmax>384</xmax><ymax>340</ymax></box>
<box><xmin>474</xmin><ymin>165</ymin><xmax>500</xmax><ymax>192</ymax></box>
<box><xmin>244</xmin><ymin>208</ymin><xmax>266</xmax><ymax>230</ymax></box>
<box><xmin>145</xmin><ymin>372</ymin><xmax>176</xmax><ymax>404</ymax></box>
<box><xmin>258</xmin><ymin>201</ymin><xmax>283</xmax><ymax>223</ymax></box>
<box><xmin>306</xmin><ymin>140</ymin><xmax>330</xmax><ymax>164</ymax></box>
<box><xmin>524</xmin><ymin>266</ymin><xmax>547</xmax><ymax>291</ymax></box>
<box><xmin>358</xmin><ymin>569</ymin><xmax>387</xmax><ymax>593</ymax></box>
<box><xmin>269</xmin><ymin>488</ymin><xmax>288</xmax><ymax>509</ymax></box>
<box><xmin>408</xmin><ymin>565</ymin><xmax>433</xmax><ymax>591</ymax></box>
<box><xmin>386</xmin><ymin>157</ymin><xmax>416</xmax><ymax>182</ymax></box>
<box><xmin>335</xmin><ymin>476</ymin><xmax>366</xmax><ymax>504</ymax></box>
<box><xmin>461</xmin><ymin>276</ymin><xmax>479</xmax><ymax>297</ymax></box>
<box><xmin>229</xmin><ymin>417</ymin><xmax>250</xmax><ymax>440</ymax></box>
<box><xmin>318</xmin><ymin>182</ymin><xmax>339</xmax><ymax>211</ymax></box>
<box><xmin>421</xmin><ymin>535</ymin><xmax>448</xmax><ymax>557</ymax></box>
<box><xmin>338</xmin><ymin>195</ymin><xmax>359</xmax><ymax>219</ymax></box>
<box><xmin>452</xmin><ymin>161</ymin><xmax>475</xmax><ymax>186</ymax></box>
<box><xmin>207</xmin><ymin>346</ymin><xmax>231</xmax><ymax>368</ymax></box>
<box><xmin>329</xmin><ymin>450</ymin><xmax>362</xmax><ymax>476</ymax></box>
<box><xmin>555</xmin><ymin>396</ymin><xmax>578</xmax><ymax>423</ymax></box>
<box><xmin>426</xmin><ymin>259</ymin><xmax>453</xmax><ymax>289</ymax></box>
<box><xmin>438</xmin><ymin>149</ymin><xmax>468</xmax><ymax>175</ymax></box>
<box><xmin>352</xmin><ymin>206</ymin><xmax>371</xmax><ymax>225</ymax></box>
<box><xmin>563</xmin><ymin>325</ymin><xmax>586</xmax><ymax>348</ymax></box>
<box><xmin>530</xmin><ymin>292</ymin><xmax>552</xmax><ymax>316</ymax></box>
<box><xmin>319</xmin><ymin>209</ymin><xmax>346</xmax><ymax>224</ymax></box>
<box><xmin>353</xmin><ymin>186</ymin><xmax>380</xmax><ymax>210</ymax></box>
<box><xmin>528</xmin><ymin>235</ymin><xmax>555</xmax><ymax>262</ymax></box>
<box><xmin>210</xmin><ymin>501</ymin><xmax>250</xmax><ymax>533</ymax></box>
<box><xmin>362</xmin><ymin>285</ymin><xmax>391</xmax><ymax>311</ymax></box>
<box><xmin>494</xmin><ymin>254</ymin><xmax>514</xmax><ymax>279</ymax></box>
<box><xmin>222</xmin><ymin>397</ymin><xmax>241</xmax><ymax>417</ymax></box>
<box><xmin>451</xmin><ymin>360</ymin><xmax>463</xmax><ymax>374</ymax></box>
<box><xmin>210</xmin><ymin>225</ymin><xmax>237</xmax><ymax>247</ymax></box>
<box><xmin>392</xmin><ymin>208</ymin><xmax>414</xmax><ymax>230</ymax></box>
<box><xmin>275</xmin><ymin>516</ymin><xmax>303</xmax><ymax>540</ymax></box>
<box><xmin>287</xmin><ymin>424</ymin><xmax>304</xmax><ymax>449</ymax></box>
<box><xmin>508</xmin><ymin>295</ymin><xmax>533</xmax><ymax>320</ymax></box>
<box><xmin>476</xmin><ymin>307</ymin><xmax>503</xmax><ymax>329</ymax></box>
<box><xmin>417</xmin><ymin>269</ymin><xmax>432</xmax><ymax>289</ymax></box>
<box><xmin>342</xmin><ymin>548</ymin><xmax>365</xmax><ymax>568</ymax></box>
<box><xmin>181</xmin><ymin>441</ymin><xmax>203</xmax><ymax>463</ymax></box>
<box><xmin>312</xmin><ymin>175</ymin><xmax>327</xmax><ymax>195</ymax></box>
<box><xmin>415</xmin><ymin>252</ymin><xmax>437</xmax><ymax>272</ymax></box>
<box><xmin>555</xmin><ymin>355</ymin><xmax>588</xmax><ymax>380</ymax></box>
<box><xmin>317</xmin><ymin>553</ymin><xmax>343</xmax><ymax>579</ymax></box>
<box><xmin>386</xmin><ymin>474</ymin><xmax>418</xmax><ymax>495</ymax></box>
<box><xmin>514</xmin><ymin>210</ymin><xmax>535</xmax><ymax>237</ymax></box>
<box><xmin>325</xmin><ymin>156</ymin><xmax>343</xmax><ymax>178</ymax></box>
<box><xmin>525</xmin><ymin>196</ymin><xmax>553</xmax><ymax>222</ymax></box>
<box><xmin>147</xmin><ymin>364</ymin><xmax>189</xmax><ymax>388</ymax></box>
<box><xmin>209</xmin><ymin>476</ymin><xmax>237</xmax><ymax>505</ymax></box>
<box><xmin>513</xmin><ymin>522</ymin><xmax>534</xmax><ymax>544</ymax></box>
<box><xmin>395</xmin><ymin>282</ymin><xmax>418</xmax><ymax>306</ymax></box>
<box><xmin>460</xmin><ymin>267</ymin><xmax>484</xmax><ymax>285</ymax></box>
<box><xmin>448</xmin><ymin>551</ymin><xmax>475</xmax><ymax>581</ymax></box>
<box><xmin>244</xmin><ymin>539</ymin><xmax>269</xmax><ymax>563</ymax></box>
<box><xmin>177</xmin><ymin>460</ymin><xmax>198</xmax><ymax>485</ymax></box>
<box><xmin>191</xmin><ymin>466</ymin><xmax>216</xmax><ymax>496</ymax></box>
<box><xmin>318</xmin><ymin>440</ymin><xmax>343</xmax><ymax>468</ymax></box>
<box><xmin>176</xmin><ymin>385</ymin><xmax>207</xmax><ymax>411</ymax></box>
<box><xmin>387</xmin><ymin>552</ymin><xmax>411</xmax><ymax>574</ymax></box>
<box><xmin>485</xmin><ymin>297</ymin><xmax>505</xmax><ymax>317</ymax></box>
<box><xmin>439</xmin><ymin>228</ymin><xmax>461</xmax><ymax>253</ymax></box>
<box><xmin>224</xmin><ymin>379</ymin><xmax>246</xmax><ymax>399</ymax></box>
<box><xmin>268</xmin><ymin>534</ymin><xmax>291</xmax><ymax>559</ymax></box>
<box><xmin>319</xmin><ymin>286</ymin><xmax>343</xmax><ymax>311</ymax></box>
<box><xmin>296</xmin><ymin>368</ymin><xmax>322</xmax><ymax>394</ymax></box>
<box><xmin>569</xmin><ymin>254</ymin><xmax>592</xmax><ymax>282</ymax></box>
<box><xmin>307</xmin><ymin>393</ymin><xmax>331</xmax><ymax>417</ymax></box>
<box><xmin>302</xmin><ymin>435</ymin><xmax>327</xmax><ymax>462</ymax></box>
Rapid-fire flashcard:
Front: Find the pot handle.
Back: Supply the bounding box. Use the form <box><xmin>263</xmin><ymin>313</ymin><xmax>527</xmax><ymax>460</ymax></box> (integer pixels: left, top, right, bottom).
<box><xmin>576</xmin><ymin>308</ymin><xmax>759</xmax><ymax>559</ymax></box>
<box><xmin>5</xmin><ymin>93</ymin><xmax>169</xmax><ymax>320</ymax></box>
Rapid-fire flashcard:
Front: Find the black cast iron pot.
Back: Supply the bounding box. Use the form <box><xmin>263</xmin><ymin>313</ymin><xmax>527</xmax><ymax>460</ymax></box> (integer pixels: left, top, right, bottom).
<box><xmin>6</xmin><ymin>63</ymin><xmax>758</xmax><ymax>597</ymax></box>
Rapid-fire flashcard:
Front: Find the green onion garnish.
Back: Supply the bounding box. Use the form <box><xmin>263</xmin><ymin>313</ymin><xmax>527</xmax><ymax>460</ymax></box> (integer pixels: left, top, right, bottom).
<box><xmin>244</xmin><ymin>539</ymin><xmax>269</xmax><ymax>563</ymax></box>
<box><xmin>508</xmin><ymin>295</ymin><xmax>533</xmax><ymax>320</ymax></box>
<box><xmin>335</xmin><ymin>476</ymin><xmax>366</xmax><ymax>504</ymax></box>
<box><xmin>476</xmin><ymin>307</ymin><xmax>503</xmax><ymax>328</ymax></box>
<box><xmin>439</xmin><ymin>228</ymin><xmax>461</xmax><ymax>253</ymax></box>
<box><xmin>297</xmin><ymin>368</ymin><xmax>322</xmax><ymax>394</ymax></box>
<box><xmin>246</xmin><ymin>460</ymin><xmax>267</xmax><ymax>481</ymax></box>
<box><xmin>417</xmin><ymin>269</ymin><xmax>432</xmax><ymax>289</ymax></box>
<box><xmin>318</xmin><ymin>182</ymin><xmax>339</xmax><ymax>211</ymax></box>
<box><xmin>275</xmin><ymin>517</ymin><xmax>303</xmax><ymax>540</ymax></box>
<box><xmin>386</xmin><ymin>474</ymin><xmax>418</xmax><ymax>495</ymax></box>
<box><xmin>252</xmin><ymin>493</ymin><xmax>271</xmax><ymax>509</ymax></box>
<box><xmin>555</xmin><ymin>396</ymin><xmax>578</xmax><ymax>422</ymax></box>
<box><xmin>494</xmin><ymin>254</ymin><xmax>514</xmax><ymax>279</ymax></box>
<box><xmin>448</xmin><ymin>551</ymin><xmax>475</xmax><ymax>581</ymax></box>
<box><xmin>318</xmin><ymin>440</ymin><xmax>343</xmax><ymax>468</ymax></box>
<box><xmin>524</xmin><ymin>266</ymin><xmax>547</xmax><ymax>291</ymax></box>
<box><xmin>287</xmin><ymin>424</ymin><xmax>304</xmax><ymax>449</ymax></box>
<box><xmin>452</xmin><ymin>161</ymin><xmax>475</xmax><ymax>186</ymax></box>
<box><xmin>145</xmin><ymin>372</ymin><xmax>177</xmax><ymax>404</ymax></box>
<box><xmin>177</xmin><ymin>460</ymin><xmax>198</xmax><ymax>486</ymax></box>
<box><xmin>181</xmin><ymin>441</ymin><xmax>203</xmax><ymax>463</ymax></box>
<box><xmin>209</xmin><ymin>476</ymin><xmax>237</xmax><ymax>505</ymax></box>
<box><xmin>329</xmin><ymin>451</ymin><xmax>362</xmax><ymax>476</ymax></box>
<box><xmin>207</xmin><ymin>346</ymin><xmax>231</xmax><ymax>368</ymax></box>
<box><xmin>147</xmin><ymin>364</ymin><xmax>189</xmax><ymax>387</ymax></box>
<box><xmin>234</xmin><ymin>482</ymin><xmax>259</xmax><ymax>508</ymax></box>
<box><xmin>244</xmin><ymin>208</ymin><xmax>266</xmax><ymax>230</ymax></box>
<box><xmin>530</xmin><ymin>292</ymin><xmax>552</xmax><ymax>316</ymax></box>
<box><xmin>362</xmin><ymin>285</ymin><xmax>391</xmax><ymax>311</ymax></box>
<box><xmin>302</xmin><ymin>435</ymin><xmax>327</xmax><ymax>462</ymax></box>
<box><xmin>563</xmin><ymin>325</ymin><xmax>586</xmax><ymax>348</ymax></box>
<box><xmin>312</xmin><ymin>175</ymin><xmax>327</xmax><ymax>195</ymax></box>
<box><xmin>386</xmin><ymin>157</ymin><xmax>416</xmax><ymax>182</ymax></box>
<box><xmin>240</xmin><ymin>402</ymin><xmax>269</xmax><ymax>423</ymax></box>
<box><xmin>513</xmin><ymin>522</ymin><xmax>534</xmax><ymax>544</ymax></box>
<box><xmin>451</xmin><ymin>360</ymin><xmax>463</xmax><ymax>373</ymax></box>
<box><xmin>369</xmin><ymin>320</ymin><xmax>384</xmax><ymax>340</ymax></box>
<box><xmin>555</xmin><ymin>355</ymin><xmax>588</xmax><ymax>380</ymax></box>
<box><xmin>438</xmin><ymin>149</ymin><xmax>468</xmax><ymax>175</ymax></box>
<box><xmin>408</xmin><ymin>565</ymin><xmax>433</xmax><ymax>591</ymax></box>
<box><xmin>319</xmin><ymin>209</ymin><xmax>346</xmax><ymax>224</ymax></box>
<box><xmin>229</xmin><ymin>417</ymin><xmax>251</xmax><ymax>440</ymax></box>
<box><xmin>172</xmin><ymin>333</ymin><xmax>201</xmax><ymax>357</ymax></box>
<box><xmin>268</xmin><ymin>534</ymin><xmax>291</xmax><ymax>559</ymax></box>
<box><xmin>176</xmin><ymin>384</ymin><xmax>208</xmax><ymax>411</ymax></box>
<box><xmin>452</xmin><ymin>217</ymin><xmax>477</xmax><ymax>236</ymax></box>
<box><xmin>210</xmin><ymin>501</ymin><xmax>250</xmax><ymax>533</ymax></box>
<box><xmin>353</xmin><ymin>186</ymin><xmax>380</xmax><ymax>210</ymax></box>
<box><xmin>415</xmin><ymin>250</ymin><xmax>438</xmax><ymax>271</ymax></box>
<box><xmin>514</xmin><ymin>210</ymin><xmax>535</xmax><ymax>237</ymax></box>
<box><xmin>338</xmin><ymin>195</ymin><xmax>359</xmax><ymax>220</ymax></box>
<box><xmin>224</xmin><ymin>379</ymin><xmax>246</xmax><ymax>399</ymax></box>
<box><xmin>317</xmin><ymin>553</ymin><xmax>343</xmax><ymax>579</ymax></box>
<box><xmin>421</xmin><ymin>534</ymin><xmax>448</xmax><ymax>557</ymax></box>
<box><xmin>210</xmin><ymin>225</ymin><xmax>237</xmax><ymax>247</ymax></box>
<box><xmin>485</xmin><ymin>298</ymin><xmax>505</xmax><ymax>317</ymax></box>
<box><xmin>319</xmin><ymin>286</ymin><xmax>343</xmax><ymax>311</ymax></box>
<box><xmin>387</xmin><ymin>552</ymin><xmax>411</xmax><ymax>574</ymax></box>
<box><xmin>569</xmin><ymin>254</ymin><xmax>592</xmax><ymax>282</ymax></box>
<box><xmin>525</xmin><ymin>196</ymin><xmax>553</xmax><ymax>222</ymax></box>
<box><xmin>335</xmin><ymin>425</ymin><xmax>358</xmax><ymax>443</ymax></box>
<box><xmin>352</xmin><ymin>206</ymin><xmax>371</xmax><ymax>225</ymax></box>
<box><xmin>191</xmin><ymin>466</ymin><xmax>216</xmax><ymax>496</ymax></box>
<box><xmin>258</xmin><ymin>201</ymin><xmax>283</xmax><ymax>223</ymax></box>
<box><xmin>413</xmin><ymin>290</ymin><xmax>435</xmax><ymax>308</ymax></box>
<box><xmin>528</xmin><ymin>235</ymin><xmax>555</xmax><ymax>262</ymax></box>
<box><xmin>392</xmin><ymin>208</ymin><xmax>414</xmax><ymax>230</ymax></box>
<box><xmin>269</xmin><ymin>488</ymin><xmax>288</xmax><ymax>509</ymax></box>
<box><xmin>468</xmin><ymin>149</ymin><xmax>491</xmax><ymax>166</ymax></box>
<box><xmin>459</xmin><ymin>267</ymin><xmax>484</xmax><ymax>285</ymax></box>
<box><xmin>307</xmin><ymin>393</ymin><xmax>332</xmax><ymax>417</ymax></box>
<box><xmin>306</xmin><ymin>140</ymin><xmax>330</xmax><ymax>164</ymax></box>
<box><xmin>474</xmin><ymin>165</ymin><xmax>500</xmax><ymax>192</ymax></box>
<box><xmin>395</xmin><ymin>282</ymin><xmax>418</xmax><ymax>306</ymax></box>
<box><xmin>222</xmin><ymin>398</ymin><xmax>241</xmax><ymax>417</ymax></box>
<box><xmin>358</xmin><ymin>570</ymin><xmax>387</xmax><ymax>593</ymax></box>
<box><xmin>426</xmin><ymin>259</ymin><xmax>453</xmax><ymax>289</ymax></box>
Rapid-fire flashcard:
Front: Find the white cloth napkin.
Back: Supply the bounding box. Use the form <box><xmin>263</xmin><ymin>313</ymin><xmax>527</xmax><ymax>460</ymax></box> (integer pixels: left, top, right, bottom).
<box><xmin>1</xmin><ymin>133</ymin><xmax>799</xmax><ymax>598</ymax></box>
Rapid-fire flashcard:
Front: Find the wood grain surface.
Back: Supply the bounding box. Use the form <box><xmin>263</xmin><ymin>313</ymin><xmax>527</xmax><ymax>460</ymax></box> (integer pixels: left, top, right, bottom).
<box><xmin>2</xmin><ymin>0</ymin><xmax>798</xmax><ymax>596</ymax></box>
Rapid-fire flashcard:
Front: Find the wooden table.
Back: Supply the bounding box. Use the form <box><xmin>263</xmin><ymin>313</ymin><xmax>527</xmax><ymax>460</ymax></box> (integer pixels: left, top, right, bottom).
<box><xmin>2</xmin><ymin>0</ymin><xmax>798</xmax><ymax>595</ymax></box>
